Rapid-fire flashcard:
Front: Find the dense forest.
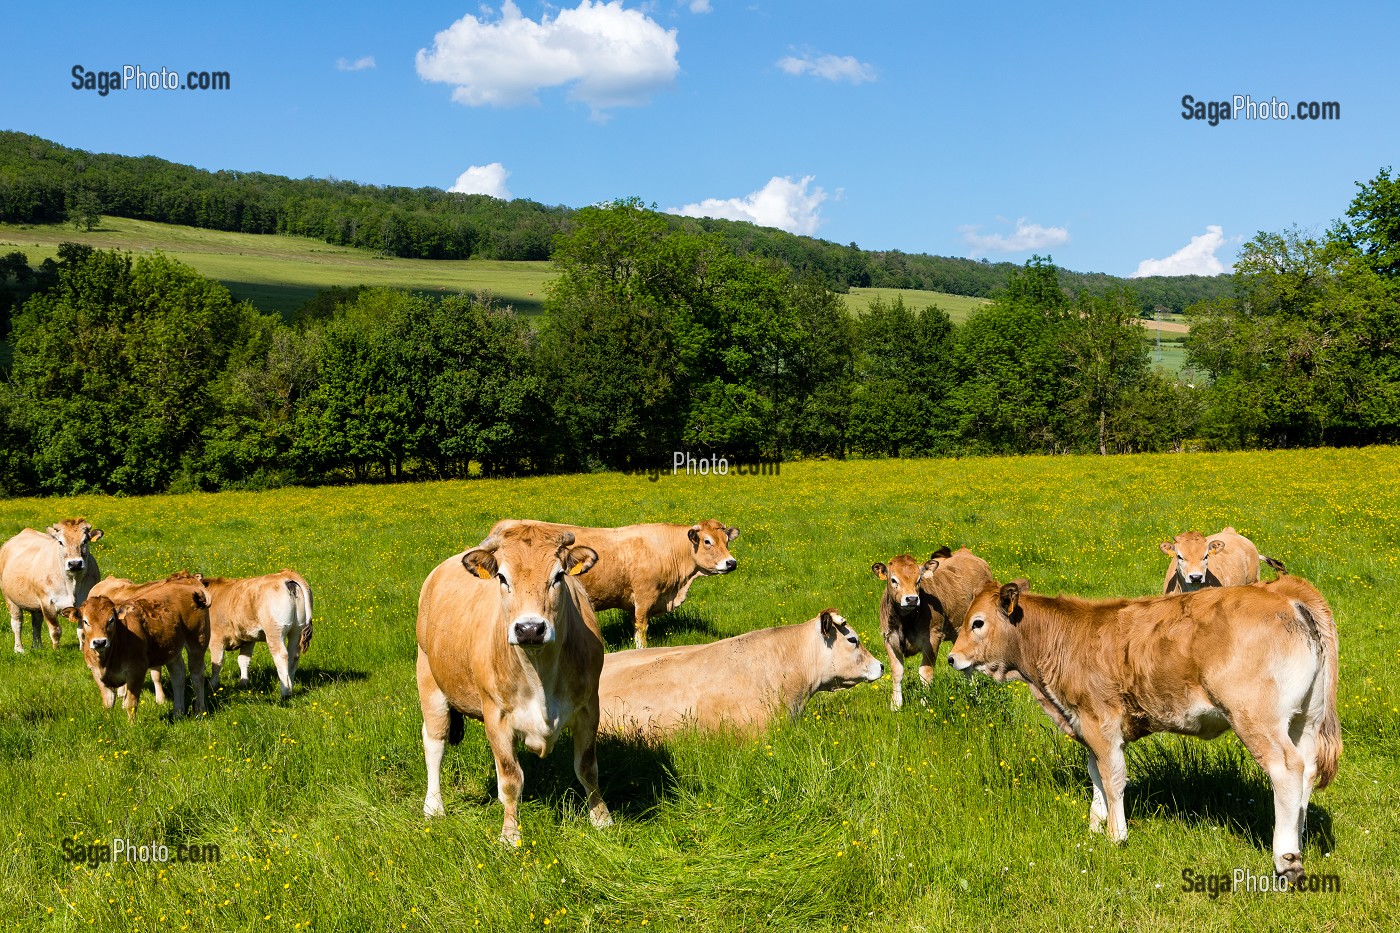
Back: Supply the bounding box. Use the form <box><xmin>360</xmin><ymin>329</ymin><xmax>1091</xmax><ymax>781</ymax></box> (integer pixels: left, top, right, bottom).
<box><xmin>0</xmin><ymin>165</ymin><xmax>1394</xmax><ymax>498</ymax></box>
<box><xmin>0</xmin><ymin>131</ymin><xmax>1226</xmax><ymax>313</ymax></box>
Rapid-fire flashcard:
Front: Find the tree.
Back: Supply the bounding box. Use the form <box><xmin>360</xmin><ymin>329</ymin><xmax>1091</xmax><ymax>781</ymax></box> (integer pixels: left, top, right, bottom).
<box><xmin>1063</xmin><ymin>289</ymin><xmax>1151</xmax><ymax>455</ymax></box>
<box><xmin>1336</xmin><ymin>166</ymin><xmax>1400</xmax><ymax>277</ymax></box>
<box><xmin>66</xmin><ymin>188</ymin><xmax>102</xmax><ymax>231</ymax></box>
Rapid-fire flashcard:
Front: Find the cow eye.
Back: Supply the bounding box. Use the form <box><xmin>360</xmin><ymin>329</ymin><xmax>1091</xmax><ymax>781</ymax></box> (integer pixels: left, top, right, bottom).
<box><xmin>496</xmin><ymin>573</ymin><xmax>510</xmax><ymax>589</ymax></box>
<box><xmin>704</xmin><ymin>537</ymin><xmax>713</xmax><ymax>546</ymax></box>
<box><xmin>553</xmin><ymin>570</ymin><xmax>565</xmax><ymax>586</ymax></box>
<box><xmin>846</xmin><ymin>634</ymin><xmax>859</xmax><ymax>645</ymax></box>
<box><xmin>971</xmin><ymin>618</ymin><xmax>985</xmax><ymax>630</ymax></box>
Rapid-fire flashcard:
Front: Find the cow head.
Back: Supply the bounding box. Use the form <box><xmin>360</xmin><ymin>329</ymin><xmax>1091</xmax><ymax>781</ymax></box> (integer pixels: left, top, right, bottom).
<box><xmin>948</xmin><ymin>580</ymin><xmax>1029</xmax><ymax>682</ymax></box>
<box><xmin>687</xmin><ymin>520</ymin><xmax>739</xmax><ymax>575</ymax></box>
<box><xmin>46</xmin><ymin>518</ymin><xmax>102</xmax><ymax>576</ymax></box>
<box><xmin>1160</xmin><ymin>531</ymin><xmax>1221</xmax><ymax>587</ymax></box>
<box><xmin>815</xmin><ymin>609</ymin><xmax>884</xmax><ymax>687</ymax></box>
<box><xmin>462</xmin><ymin>525</ymin><xmax>598</xmax><ymax>649</ymax></box>
<box><xmin>61</xmin><ymin>595</ymin><xmax>123</xmax><ymax>663</ymax></box>
<box><xmin>871</xmin><ymin>554</ymin><xmax>923</xmax><ymax>611</ymax></box>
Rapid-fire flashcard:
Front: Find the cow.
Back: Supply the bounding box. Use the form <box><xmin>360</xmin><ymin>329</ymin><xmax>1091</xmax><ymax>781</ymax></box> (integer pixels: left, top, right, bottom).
<box><xmin>61</xmin><ymin>573</ymin><xmax>212</xmax><ymax>720</ymax></box>
<box><xmin>948</xmin><ymin>574</ymin><xmax>1341</xmax><ymax>883</ymax></box>
<box><xmin>872</xmin><ymin>546</ymin><xmax>993</xmax><ymax>710</ymax></box>
<box><xmin>417</xmin><ymin>521</ymin><xmax>612</xmax><ymax>844</ymax></box>
<box><xmin>200</xmin><ymin>571</ymin><xmax>314</xmax><ymax>700</ymax></box>
<box><xmin>1160</xmin><ymin>526</ymin><xmax>1287</xmax><ymax>594</ymax></box>
<box><xmin>598</xmin><ymin>608</ymin><xmax>883</xmax><ymax>738</ymax></box>
<box><xmin>489</xmin><ymin>518</ymin><xmax>739</xmax><ymax>648</ymax></box>
<box><xmin>0</xmin><ymin>518</ymin><xmax>103</xmax><ymax>652</ymax></box>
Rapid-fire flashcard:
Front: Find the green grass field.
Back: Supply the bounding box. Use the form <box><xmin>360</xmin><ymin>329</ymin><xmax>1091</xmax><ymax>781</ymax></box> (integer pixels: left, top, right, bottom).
<box><xmin>841</xmin><ymin>287</ymin><xmax>991</xmax><ymax>323</ymax></box>
<box><xmin>0</xmin><ymin>450</ymin><xmax>1394</xmax><ymax>931</ymax></box>
<box><xmin>0</xmin><ymin>218</ymin><xmax>554</xmax><ymax>318</ymax></box>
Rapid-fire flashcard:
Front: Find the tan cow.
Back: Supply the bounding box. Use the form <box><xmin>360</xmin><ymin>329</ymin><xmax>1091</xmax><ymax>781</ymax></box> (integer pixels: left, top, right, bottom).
<box><xmin>598</xmin><ymin>608</ymin><xmax>883</xmax><ymax>738</ymax></box>
<box><xmin>489</xmin><ymin>518</ymin><xmax>739</xmax><ymax>648</ymax></box>
<box><xmin>873</xmin><ymin>545</ymin><xmax>994</xmax><ymax>710</ymax></box>
<box><xmin>948</xmin><ymin>575</ymin><xmax>1340</xmax><ymax>882</ymax></box>
<box><xmin>1160</xmin><ymin>526</ymin><xmax>1287</xmax><ymax>593</ymax></box>
<box><xmin>62</xmin><ymin>573</ymin><xmax>212</xmax><ymax>720</ymax></box>
<box><xmin>201</xmin><ymin>571</ymin><xmax>314</xmax><ymax>699</ymax></box>
<box><xmin>417</xmin><ymin>521</ymin><xmax>611</xmax><ymax>844</ymax></box>
<box><xmin>0</xmin><ymin>518</ymin><xmax>103</xmax><ymax>652</ymax></box>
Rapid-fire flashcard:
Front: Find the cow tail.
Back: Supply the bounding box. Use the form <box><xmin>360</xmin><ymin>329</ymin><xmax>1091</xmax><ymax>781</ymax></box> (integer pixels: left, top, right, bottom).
<box><xmin>448</xmin><ymin>709</ymin><xmax>465</xmax><ymax>746</ymax></box>
<box><xmin>1290</xmin><ymin>583</ymin><xmax>1341</xmax><ymax>789</ymax></box>
<box><xmin>1262</xmin><ymin>554</ymin><xmax>1288</xmax><ymax>575</ymax></box>
<box><xmin>286</xmin><ymin>578</ymin><xmax>314</xmax><ymax>654</ymax></box>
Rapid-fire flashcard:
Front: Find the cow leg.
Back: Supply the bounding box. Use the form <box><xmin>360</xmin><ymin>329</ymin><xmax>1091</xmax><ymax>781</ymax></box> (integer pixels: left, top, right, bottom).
<box><xmin>1237</xmin><ymin>718</ymin><xmax>1307</xmax><ymax>882</ymax></box>
<box><xmin>149</xmin><ymin>669</ymin><xmax>166</xmax><ymax>705</ymax></box>
<box><xmin>417</xmin><ymin>648</ymin><xmax>450</xmax><ymax>819</ymax></box>
<box><xmin>571</xmin><ymin>705</ymin><xmax>612</xmax><ymax>830</ymax></box>
<box><xmin>187</xmin><ymin>646</ymin><xmax>207</xmax><ymax>716</ymax></box>
<box><xmin>918</xmin><ymin>645</ymin><xmax>936</xmax><ymax>686</ymax></box>
<box><xmin>884</xmin><ymin>639</ymin><xmax>905</xmax><ymax>711</ymax></box>
<box><xmin>237</xmin><ymin>642</ymin><xmax>256</xmax><ymax>686</ymax></box>
<box><xmin>265</xmin><ymin>628</ymin><xmax>294</xmax><ymax>700</ymax></box>
<box><xmin>1085</xmin><ymin>748</ymin><xmax>1110</xmax><ymax>833</ymax></box>
<box><xmin>43</xmin><ymin>608</ymin><xmax>62</xmax><ymax>649</ymax></box>
<box><xmin>7</xmin><ymin>596</ymin><xmax>22</xmax><ymax>653</ymax></box>
<box><xmin>30</xmin><ymin>609</ymin><xmax>44</xmax><ymax>651</ymax></box>
<box><xmin>484</xmin><ymin>709</ymin><xmax>525</xmax><ymax>845</ymax></box>
<box><xmin>285</xmin><ymin>628</ymin><xmax>303</xmax><ymax>688</ymax></box>
<box><xmin>167</xmin><ymin>656</ymin><xmax>188</xmax><ymax>720</ymax></box>
<box><xmin>1084</xmin><ymin>728</ymin><xmax>1129</xmax><ymax>843</ymax></box>
<box><xmin>122</xmin><ymin>676</ymin><xmax>141</xmax><ymax>722</ymax></box>
<box><xmin>208</xmin><ymin>639</ymin><xmax>226</xmax><ymax>691</ymax></box>
<box><xmin>633</xmin><ymin>604</ymin><xmax>649</xmax><ymax>650</ymax></box>
<box><xmin>94</xmin><ymin>671</ymin><xmax>117</xmax><ymax>710</ymax></box>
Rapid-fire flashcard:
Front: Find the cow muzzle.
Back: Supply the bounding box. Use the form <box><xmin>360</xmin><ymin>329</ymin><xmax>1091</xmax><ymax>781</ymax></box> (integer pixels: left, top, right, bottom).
<box><xmin>948</xmin><ymin>653</ymin><xmax>973</xmax><ymax>672</ymax></box>
<box><xmin>89</xmin><ymin>637</ymin><xmax>109</xmax><ymax>652</ymax></box>
<box><xmin>713</xmin><ymin>558</ymin><xmax>737</xmax><ymax>574</ymax></box>
<box><xmin>1187</xmin><ymin>572</ymin><xmax>1205</xmax><ymax>584</ymax></box>
<box><xmin>899</xmin><ymin>594</ymin><xmax>919</xmax><ymax>608</ymax></box>
<box><xmin>509</xmin><ymin>617</ymin><xmax>553</xmax><ymax>647</ymax></box>
<box><xmin>66</xmin><ymin>558</ymin><xmax>86</xmax><ymax>573</ymax></box>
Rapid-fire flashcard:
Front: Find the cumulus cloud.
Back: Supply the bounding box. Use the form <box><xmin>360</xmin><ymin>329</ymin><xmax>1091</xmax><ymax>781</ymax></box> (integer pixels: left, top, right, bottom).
<box><xmin>667</xmin><ymin>176</ymin><xmax>829</xmax><ymax>236</ymax></box>
<box><xmin>449</xmin><ymin>163</ymin><xmax>512</xmax><ymax>199</ymax></box>
<box><xmin>415</xmin><ymin>1</ymin><xmax>679</xmax><ymax>114</ymax></box>
<box><xmin>776</xmin><ymin>52</ymin><xmax>876</xmax><ymax>84</ymax></box>
<box><xmin>688</xmin><ymin>0</ymin><xmax>712</xmax><ymax>11</ymax></box>
<box><xmin>336</xmin><ymin>55</ymin><xmax>376</xmax><ymax>72</ymax></box>
<box><xmin>960</xmin><ymin>218</ymin><xmax>1071</xmax><ymax>256</ymax></box>
<box><xmin>1130</xmin><ymin>225</ymin><xmax>1232</xmax><ymax>277</ymax></box>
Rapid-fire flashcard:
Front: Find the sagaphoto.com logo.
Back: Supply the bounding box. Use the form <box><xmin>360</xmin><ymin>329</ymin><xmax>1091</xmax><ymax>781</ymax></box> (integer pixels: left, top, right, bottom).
<box><xmin>72</xmin><ymin>64</ymin><xmax>231</xmax><ymax>97</ymax></box>
<box><xmin>1181</xmin><ymin>93</ymin><xmax>1339</xmax><ymax>126</ymax></box>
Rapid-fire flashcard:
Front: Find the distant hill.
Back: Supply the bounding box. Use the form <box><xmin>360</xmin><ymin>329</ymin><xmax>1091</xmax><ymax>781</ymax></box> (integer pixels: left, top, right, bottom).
<box><xmin>0</xmin><ymin>130</ymin><xmax>1231</xmax><ymax>312</ymax></box>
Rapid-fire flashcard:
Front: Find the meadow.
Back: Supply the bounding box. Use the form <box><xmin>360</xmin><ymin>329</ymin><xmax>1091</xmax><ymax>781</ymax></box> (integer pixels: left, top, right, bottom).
<box><xmin>0</xmin><ymin>449</ymin><xmax>1395</xmax><ymax>931</ymax></box>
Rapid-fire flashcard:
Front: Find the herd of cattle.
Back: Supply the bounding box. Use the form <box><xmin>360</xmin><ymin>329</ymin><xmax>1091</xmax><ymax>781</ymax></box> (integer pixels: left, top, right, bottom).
<box><xmin>2</xmin><ymin>516</ymin><xmax>1339</xmax><ymax>882</ymax></box>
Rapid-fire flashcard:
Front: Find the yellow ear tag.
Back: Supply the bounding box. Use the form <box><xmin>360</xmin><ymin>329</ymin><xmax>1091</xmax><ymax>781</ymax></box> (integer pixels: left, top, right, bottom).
<box><xmin>567</xmin><ymin>563</ymin><xmax>586</xmax><ymax>576</ymax></box>
<box><xmin>474</xmin><ymin>566</ymin><xmax>493</xmax><ymax>580</ymax></box>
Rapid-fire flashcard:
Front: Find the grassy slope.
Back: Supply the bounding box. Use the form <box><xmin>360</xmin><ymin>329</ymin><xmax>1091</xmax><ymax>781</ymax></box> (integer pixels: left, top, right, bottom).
<box><xmin>0</xmin><ymin>450</ymin><xmax>1394</xmax><ymax>931</ymax></box>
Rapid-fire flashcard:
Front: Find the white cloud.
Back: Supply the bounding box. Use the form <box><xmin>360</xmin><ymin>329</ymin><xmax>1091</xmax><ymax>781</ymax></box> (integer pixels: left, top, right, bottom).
<box><xmin>960</xmin><ymin>218</ymin><xmax>1071</xmax><ymax>256</ymax></box>
<box><xmin>1130</xmin><ymin>225</ymin><xmax>1232</xmax><ymax>277</ymax></box>
<box><xmin>449</xmin><ymin>163</ymin><xmax>512</xmax><ymax>199</ymax></box>
<box><xmin>415</xmin><ymin>1</ymin><xmax>679</xmax><ymax>115</ymax></box>
<box><xmin>688</xmin><ymin>0</ymin><xmax>712</xmax><ymax>12</ymax></box>
<box><xmin>776</xmin><ymin>52</ymin><xmax>876</xmax><ymax>84</ymax></box>
<box><xmin>667</xmin><ymin>176</ymin><xmax>829</xmax><ymax>235</ymax></box>
<box><xmin>336</xmin><ymin>55</ymin><xmax>376</xmax><ymax>72</ymax></box>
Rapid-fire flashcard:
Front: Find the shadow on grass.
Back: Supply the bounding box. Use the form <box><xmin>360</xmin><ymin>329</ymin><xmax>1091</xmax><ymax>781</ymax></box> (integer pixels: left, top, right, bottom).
<box><xmin>599</xmin><ymin>607</ymin><xmax>720</xmax><ymax>649</ymax></box>
<box><xmin>1045</xmin><ymin>734</ymin><xmax>1336</xmax><ymax>854</ymax></box>
<box><xmin>201</xmin><ymin>661</ymin><xmax>369</xmax><ymax>712</ymax></box>
<box><xmin>479</xmin><ymin>734</ymin><xmax>680</xmax><ymax>822</ymax></box>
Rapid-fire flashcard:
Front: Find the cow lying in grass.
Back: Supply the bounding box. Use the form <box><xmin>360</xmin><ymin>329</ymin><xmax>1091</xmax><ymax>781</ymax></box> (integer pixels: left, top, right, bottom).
<box><xmin>63</xmin><ymin>573</ymin><xmax>211</xmax><ymax>720</ymax></box>
<box><xmin>948</xmin><ymin>575</ymin><xmax>1340</xmax><ymax>882</ymax></box>
<box><xmin>598</xmin><ymin>609</ymin><xmax>883</xmax><ymax>738</ymax></box>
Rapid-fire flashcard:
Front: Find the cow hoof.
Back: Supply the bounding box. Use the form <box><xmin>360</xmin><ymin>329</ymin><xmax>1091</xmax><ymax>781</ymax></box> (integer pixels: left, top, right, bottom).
<box><xmin>889</xmin><ymin>696</ymin><xmax>903</xmax><ymax>712</ymax></box>
<box><xmin>13</xmin><ymin>646</ymin><xmax>23</xmax><ymax>654</ymax></box>
<box><xmin>1275</xmin><ymin>853</ymin><xmax>1304</xmax><ymax>885</ymax></box>
<box><xmin>590</xmin><ymin>809</ymin><xmax>614</xmax><ymax>829</ymax></box>
<box><xmin>500</xmin><ymin>828</ymin><xmax>522</xmax><ymax>847</ymax></box>
<box><xmin>237</xmin><ymin>678</ymin><xmax>251</xmax><ymax>688</ymax></box>
<box><xmin>424</xmin><ymin>797</ymin><xmax>445</xmax><ymax>819</ymax></box>
<box><xmin>1088</xmin><ymin>815</ymin><xmax>1106</xmax><ymax>834</ymax></box>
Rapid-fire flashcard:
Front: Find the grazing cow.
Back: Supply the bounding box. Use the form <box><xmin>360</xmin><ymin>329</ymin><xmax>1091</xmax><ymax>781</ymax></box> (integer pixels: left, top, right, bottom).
<box><xmin>0</xmin><ymin>518</ymin><xmax>103</xmax><ymax>652</ymax></box>
<box><xmin>201</xmin><ymin>571</ymin><xmax>314</xmax><ymax>699</ymax></box>
<box><xmin>489</xmin><ymin>518</ymin><xmax>739</xmax><ymax>648</ymax></box>
<box><xmin>62</xmin><ymin>574</ymin><xmax>212</xmax><ymax>720</ymax></box>
<box><xmin>948</xmin><ymin>575</ymin><xmax>1340</xmax><ymax>882</ymax></box>
<box><xmin>873</xmin><ymin>546</ymin><xmax>993</xmax><ymax>710</ymax></box>
<box><xmin>1160</xmin><ymin>526</ymin><xmax>1287</xmax><ymax>594</ymax></box>
<box><xmin>598</xmin><ymin>608</ymin><xmax>883</xmax><ymax>738</ymax></box>
<box><xmin>417</xmin><ymin>521</ymin><xmax>611</xmax><ymax>844</ymax></box>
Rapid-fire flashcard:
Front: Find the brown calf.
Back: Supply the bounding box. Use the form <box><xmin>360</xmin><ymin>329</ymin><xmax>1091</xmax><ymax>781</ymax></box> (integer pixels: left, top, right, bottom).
<box><xmin>598</xmin><ymin>608</ymin><xmax>884</xmax><ymax>738</ymax></box>
<box><xmin>202</xmin><ymin>571</ymin><xmax>313</xmax><ymax>699</ymax></box>
<box><xmin>417</xmin><ymin>521</ymin><xmax>611</xmax><ymax>844</ymax></box>
<box><xmin>489</xmin><ymin>519</ymin><xmax>738</xmax><ymax>648</ymax></box>
<box><xmin>948</xmin><ymin>575</ymin><xmax>1340</xmax><ymax>882</ymax></box>
<box><xmin>1</xmin><ymin>518</ymin><xmax>103</xmax><ymax>651</ymax></box>
<box><xmin>1161</xmin><ymin>526</ymin><xmax>1286</xmax><ymax>593</ymax></box>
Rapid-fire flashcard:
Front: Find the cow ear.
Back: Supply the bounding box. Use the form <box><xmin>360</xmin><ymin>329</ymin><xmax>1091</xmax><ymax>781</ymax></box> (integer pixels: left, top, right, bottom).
<box><xmin>870</xmin><ymin>562</ymin><xmax>888</xmax><ymax>581</ymax></box>
<box><xmin>87</xmin><ymin>528</ymin><xmax>103</xmax><ymax>542</ymax></box>
<box><xmin>1208</xmin><ymin>539</ymin><xmax>1225</xmax><ymax>553</ymax></box>
<box><xmin>921</xmin><ymin>558</ymin><xmax>941</xmax><ymax>577</ymax></box>
<box><xmin>461</xmin><ymin>549</ymin><xmax>499</xmax><ymax>580</ymax></box>
<box><xmin>819</xmin><ymin>609</ymin><xmax>840</xmax><ymax>638</ymax></box>
<box><xmin>932</xmin><ymin>545</ymin><xmax>953</xmax><ymax>560</ymax></box>
<box><xmin>46</xmin><ymin>524</ymin><xmax>63</xmax><ymax>540</ymax></box>
<box><xmin>192</xmin><ymin>590</ymin><xmax>209</xmax><ymax>609</ymax></box>
<box><xmin>998</xmin><ymin>582</ymin><xmax>1023</xmax><ymax>618</ymax></box>
<box><xmin>687</xmin><ymin>526</ymin><xmax>701</xmax><ymax>547</ymax></box>
<box><xmin>725</xmin><ymin>526</ymin><xmax>739</xmax><ymax>543</ymax></box>
<box><xmin>562</xmin><ymin>545</ymin><xmax>598</xmax><ymax>576</ymax></box>
<box><xmin>60</xmin><ymin>606</ymin><xmax>80</xmax><ymax>622</ymax></box>
<box><xmin>1159</xmin><ymin>541</ymin><xmax>1175</xmax><ymax>555</ymax></box>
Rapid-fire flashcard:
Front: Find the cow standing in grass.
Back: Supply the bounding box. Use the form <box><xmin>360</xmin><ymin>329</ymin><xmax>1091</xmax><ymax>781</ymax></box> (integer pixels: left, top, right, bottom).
<box><xmin>417</xmin><ymin>521</ymin><xmax>611</xmax><ymax>844</ymax></box>
<box><xmin>489</xmin><ymin>518</ymin><xmax>739</xmax><ymax>648</ymax></box>
<box><xmin>202</xmin><ymin>570</ymin><xmax>314</xmax><ymax>699</ymax></box>
<box><xmin>1161</xmin><ymin>526</ymin><xmax>1286</xmax><ymax>593</ymax></box>
<box><xmin>1</xmin><ymin>518</ymin><xmax>103</xmax><ymax>652</ymax></box>
<box><xmin>948</xmin><ymin>575</ymin><xmax>1340</xmax><ymax>882</ymax></box>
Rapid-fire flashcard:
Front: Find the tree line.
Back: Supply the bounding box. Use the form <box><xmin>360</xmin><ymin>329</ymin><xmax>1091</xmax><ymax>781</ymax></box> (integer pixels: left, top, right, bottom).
<box><xmin>0</xmin><ymin>131</ymin><xmax>1228</xmax><ymax>313</ymax></box>
<box><xmin>1</xmin><ymin>171</ymin><xmax>1395</xmax><ymax>498</ymax></box>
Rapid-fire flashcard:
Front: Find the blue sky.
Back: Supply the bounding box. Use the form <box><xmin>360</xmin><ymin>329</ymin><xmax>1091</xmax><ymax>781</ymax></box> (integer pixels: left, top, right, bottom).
<box><xmin>4</xmin><ymin>1</ymin><xmax>1395</xmax><ymax>276</ymax></box>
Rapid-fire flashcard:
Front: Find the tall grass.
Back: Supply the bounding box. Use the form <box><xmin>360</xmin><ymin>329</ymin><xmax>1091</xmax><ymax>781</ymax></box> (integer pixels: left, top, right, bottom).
<box><xmin>0</xmin><ymin>449</ymin><xmax>1395</xmax><ymax>930</ymax></box>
